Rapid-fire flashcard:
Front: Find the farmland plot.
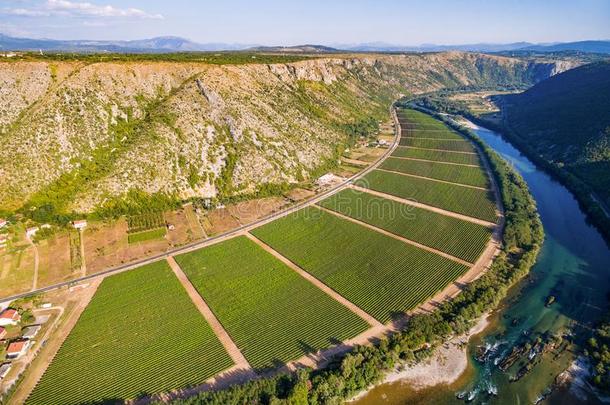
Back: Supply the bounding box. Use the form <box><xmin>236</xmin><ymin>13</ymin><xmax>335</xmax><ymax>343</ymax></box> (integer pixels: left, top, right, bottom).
<box><xmin>175</xmin><ymin>236</ymin><xmax>369</xmax><ymax>370</ymax></box>
<box><xmin>251</xmin><ymin>207</ymin><xmax>468</xmax><ymax>323</ymax></box>
<box><xmin>27</xmin><ymin>261</ymin><xmax>232</xmax><ymax>405</ymax></box>
<box><xmin>380</xmin><ymin>157</ymin><xmax>489</xmax><ymax>188</ymax></box>
<box><xmin>399</xmin><ymin>137</ymin><xmax>476</xmax><ymax>152</ymax></box>
<box><xmin>356</xmin><ymin>170</ymin><xmax>497</xmax><ymax>222</ymax></box>
<box><xmin>319</xmin><ymin>189</ymin><xmax>492</xmax><ymax>263</ymax></box>
<box><xmin>392</xmin><ymin>146</ymin><xmax>480</xmax><ymax>165</ymax></box>
<box><xmin>402</xmin><ymin>128</ymin><xmax>464</xmax><ymax>139</ymax></box>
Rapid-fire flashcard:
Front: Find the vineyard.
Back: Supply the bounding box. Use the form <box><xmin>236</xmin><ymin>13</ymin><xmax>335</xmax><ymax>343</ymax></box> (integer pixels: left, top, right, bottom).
<box><xmin>356</xmin><ymin>170</ymin><xmax>497</xmax><ymax>222</ymax></box>
<box><xmin>397</xmin><ymin>109</ymin><xmax>451</xmax><ymax>129</ymax></box>
<box><xmin>251</xmin><ymin>207</ymin><xmax>468</xmax><ymax>323</ymax></box>
<box><xmin>319</xmin><ymin>189</ymin><xmax>492</xmax><ymax>263</ymax></box>
<box><xmin>391</xmin><ymin>146</ymin><xmax>481</xmax><ymax>165</ymax></box>
<box><xmin>26</xmin><ymin>261</ymin><xmax>233</xmax><ymax>405</ymax></box>
<box><xmin>127</xmin><ymin>212</ymin><xmax>165</xmax><ymax>233</ymax></box>
<box><xmin>401</xmin><ymin>127</ymin><xmax>463</xmax><ymax>139</ymax></box>
<box><xmin>175</xmin><ymin>236</ymin><xmax>369</xmax><ymax>370</ymax></box>
<box><xmin>399</xmin><ymin>137</ymin><xmax>476</xmax><ymax>152</ymax></box>
<box><xmin>380</xmin><ymin>157</ymin><xmax>489</xmax><ymax>188</ymax></box>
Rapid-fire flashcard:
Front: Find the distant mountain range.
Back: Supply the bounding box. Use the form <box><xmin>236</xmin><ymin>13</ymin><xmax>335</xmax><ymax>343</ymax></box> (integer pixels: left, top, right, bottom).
<box><xmin>1</xmin><ymin>33</ymin><xmax>609</xmax><ymax>54</ymax></box>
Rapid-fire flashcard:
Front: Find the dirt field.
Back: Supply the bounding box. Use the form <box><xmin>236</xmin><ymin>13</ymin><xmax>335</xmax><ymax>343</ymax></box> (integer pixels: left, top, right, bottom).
<box><xmin>0</xmin><ymin>245</ymin><xmax>35</xmax><ymax>296</ymax></box>
<box><xmin>285</xmin><ymin>188</ymin><xmax>315</xmax><ymax>202</ymax></box>
<box><xmin>37</xmin><ymin>233</ymin><xmax>74</xmax><ymax>287</ymax></box>
<box><xmin>204</xmin><ymin>197</ymin><xmax>289</xmax><ymax>235</ymax></box>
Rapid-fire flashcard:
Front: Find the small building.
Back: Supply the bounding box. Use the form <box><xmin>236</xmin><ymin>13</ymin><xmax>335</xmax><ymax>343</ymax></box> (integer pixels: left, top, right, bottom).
<box><xmin>0</xmin><ymin>234</ymin><xmax>7</xmax><ymax>248</ymax></box>
<box><xmin>0</xmin><ymin>326</ymin><xmax>6</xmax><ymax>339</ymax></box>
<box><xmin>0</xmin><ymin>309</ymin><xmax>20</xmax><ymax>326</ymax></box>
<box><xmin>72</xmin><ymin>220</ymin><xmax>87</xmax><ymax>230</ymax></box>
<box><xmin>26</xmin><ymin>227</ymin><xmax>39</xmax><ymax>239</ymax></box>
<box><xmin>0</xmin><ymin>363</ymin><xmax>11</xmax><ymax>380</ymax></box>
<box><xmin>0</xmin><ymin>219</ymin><xmax>7</xmax><ymax>228</ymax></box>
<box><xmin>6</xmin><ymin>340</ymin><xmax>31</xmax><ymax>359</ymax></box>
<box><xmin>22</xmin><ymin>325</ymin><xmax>41</xmax><ymax>339</ymax></box>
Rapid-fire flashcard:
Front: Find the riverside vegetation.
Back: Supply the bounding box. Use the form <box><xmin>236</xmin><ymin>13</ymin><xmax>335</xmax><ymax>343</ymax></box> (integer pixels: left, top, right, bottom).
<box><xmin>156</xmin><ymin>110</ymin><xmax>543</xmax><ymax>405</ymax></box>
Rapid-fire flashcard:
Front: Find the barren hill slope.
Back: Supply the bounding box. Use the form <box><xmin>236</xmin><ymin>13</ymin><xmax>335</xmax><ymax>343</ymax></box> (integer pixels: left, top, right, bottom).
<box><xmin>0</xmin><ymin>52</ymin><xmax>573</xmax><ymax>218</ymax></box>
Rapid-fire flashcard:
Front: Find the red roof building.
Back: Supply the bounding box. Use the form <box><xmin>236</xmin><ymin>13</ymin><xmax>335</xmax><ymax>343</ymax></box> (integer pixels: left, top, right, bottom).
<box><xmin>0</xmin><ymin>326</ymin><xmax>6</xmax><ymax>339</ymax></box>
<box><xmin>0</xmin><ymin>309</ymin><xmax>20</xmax><ymax>326</ymax></box>
<box><xmin>6</xmin><ymin>340</ymin><xmax>30</xmax><ymax>359</ymax></box>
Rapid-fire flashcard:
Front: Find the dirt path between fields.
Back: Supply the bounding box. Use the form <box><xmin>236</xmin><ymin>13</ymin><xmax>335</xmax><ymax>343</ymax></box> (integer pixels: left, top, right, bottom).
<box><xmin>9</xmin><ymin>280</ymin><xmax>102</xmax><ymax>405</ymax></box>
<box><xmin>245</xmin><ymin>233</ymin><xmax>383</xmax><ymax>328</ymax></box>
<box><xmin>349</xmin><ymin>185</ymin><xmax>496</xmax><ymax>227</ymax></box>
<box><xmin>166</xmin><ymin>256</ymin><xmax>254</xmax><ymax>375</ymax></box>
<box><xmin>26</xmin><ymin>237</ymin><xmax>39</xmax><ymax>292</ymax></box>
<box><xmin>375</xmin><ymin>167</ymin><xmax>488</xmax><ymax>190</ymax></box>
<box><xmin>315</xmin><ymin>205</ymin><xmax>472</xmax><ymax>266</ymax></box>
<box><xmin>386</xmin><ymin>156</ymin><xmax>480</xmax><ymax>168</ymax></box>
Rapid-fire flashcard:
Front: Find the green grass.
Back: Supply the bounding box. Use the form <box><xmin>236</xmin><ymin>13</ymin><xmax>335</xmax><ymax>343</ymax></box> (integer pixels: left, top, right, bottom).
<box><xmin>399</xmin><ymin>137</ymin><xmax>476</xmax><ymax>152</ymax></box>
<box><xmin>251</xmin><ymin>207</ymin><xmax>468</xmax><ymax>323</ymax></box>
<box><xmin>175</xmin><ymin>236</ymin><xmax>369</xmax><ymax>370</ymax></box>
<box><xmin>319</xmin><ymin>189</ymin><xmax>492</xmax><ymax>263</ymax></box>
<box><xmin>392</xmin><ymin>146</ymin><xmax>481</xmax><ymax>165</ymax></box>
<box><xmin>26</xmin><ymin>261</ymin><xmax>233</xmax><ymax>405</ymax></box>
<box><xmin>127</xmin><ymin>227</ymin><xmax>166</xmax><ymax>244</ymax></box>
<box><xmin>356</xmin><ymin>170</ymin><xmax>497</xmax><ymax>222</ymax></box>
<box><xmin>380</xmin><ymin>157</ymin><xmax>489</xmax><ymax>188</ymax></box>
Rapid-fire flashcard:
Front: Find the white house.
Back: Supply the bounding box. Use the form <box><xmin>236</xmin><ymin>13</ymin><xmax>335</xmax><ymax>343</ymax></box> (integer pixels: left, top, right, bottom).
<box><xmin>26</xmin><ymin>227</ymin><xmax>39</xmax><ymax>239</ymax></box>
<box><xmin>72</xmin><ymin>220</ymin><xmax>87</xmax><ymax>230</ymax></box>
<box><xmin>22</xmin><ymin>325</ymin><xmax>41</xmax><ymax>339</ymax></box>
<box><xmin>0</xmin><ymin>219</ymin><xmax>7</xmax><ymax>228</ymax></box>
<box><xmin>6</xmin><ymin>340</ymin><xmax>31</xmax><ymax>359</ymax></box>
<box><xmin>0</xmin><ymin>309</ymin><xmax>20</xmax><ymax>326</ymax></box>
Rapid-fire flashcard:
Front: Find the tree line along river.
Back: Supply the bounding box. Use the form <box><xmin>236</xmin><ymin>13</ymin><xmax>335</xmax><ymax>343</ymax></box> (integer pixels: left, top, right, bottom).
<box><xmin>354</xmin><ymin>120</ymin><xmax>610</xmax><ymax>404</ymax></box>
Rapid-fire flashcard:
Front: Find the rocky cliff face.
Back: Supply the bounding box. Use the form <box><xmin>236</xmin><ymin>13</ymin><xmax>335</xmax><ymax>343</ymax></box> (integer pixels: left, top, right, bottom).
<box><xmin>0</xmin><ymin>52</ymin><xmax>573</xmax><ymax>215</ymax></box>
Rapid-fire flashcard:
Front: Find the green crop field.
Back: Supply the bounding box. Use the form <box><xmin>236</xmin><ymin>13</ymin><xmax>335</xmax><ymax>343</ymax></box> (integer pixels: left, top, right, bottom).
<box><xmin>399</xmin><ymin>137</ymin><xmax>476</xmax><ymax>152</ymax></box>
<box><xmin>401</xmin><ymin>128</ymin><xmax>463</xmax><ymax>139</ymax></box>
<box><xmin>397</xmin><ymin>109</ymin><xmax>449</xmax><ymax>129</ymax></box>
<box><xmin>392</xmin><ymin>146</ymin><xmax>481</xmax><ymax>165</ymax></box>
<box><xmin>175</xmin><ymin>236</ymin><xmax>369</xmax><ymax>370</ymax></box>
<box><xmin>380</xmin><ymin>157</ymin><xmax>489</xmax><ymax>188</ymax></box>
<box><xmin>26</xmin><ymin>261</ymin><xmax>233</xmax><ymax>405</ymax></box>
<box><xmin>319</xmin><ymin>189</ymin><xmax>492</xmax><ymax>263</ymax></box>
<box><xmin>251</xmin><ymin>207</ymin><xmax>468</xmax><ymax>323</ymax></box>
<box><xmin>356</xmin><ymin>170</ymin><xmax>497</xmax><ymax>222</ymax></box>
<box><xmin>127</xmin><ymin>227</ymin><xmax>166</xmax><ymax>244</ymax></box>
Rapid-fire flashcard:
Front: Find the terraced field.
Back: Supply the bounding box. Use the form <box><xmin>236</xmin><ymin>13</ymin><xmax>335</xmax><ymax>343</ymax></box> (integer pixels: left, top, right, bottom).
<box><xmin>27</xmin><ymin>261</ymin><xmax>233</xmax><ymax>405</ymax></box>
<box><xmin>380</xmin><ymin>157</ymin><xmax>489</xmax><ymax>188</ymax></box>
<box><xmin>399</xmin><ymin>137</ymin><xmax>476</xmax><ymax>152</ymax></box>
<box><xmin>251</xmin><ymin>207</ymin><xmax>468</xmax><ymax>323</ymax></box>
<box><xmin>356</xmin><ymin>170</ymin><xmax>497</xmax><ymax>222</ymax></box>
<box><xmin>391</xmin><ymin>146</ymin><xmax>481</xmax><ymax>165</ymax></box>
<box><xmin>175</xmin><ymin>236</ymin><xmax>369</xmax><ymax>370</ymax></box>
<box><xmin>319</xmin><ymin>189</ymin><xmax>492</xmax><ymax>263</ymax></box>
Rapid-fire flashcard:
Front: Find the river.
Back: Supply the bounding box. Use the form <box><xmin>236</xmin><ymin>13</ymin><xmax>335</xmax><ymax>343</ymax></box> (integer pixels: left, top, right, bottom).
<box><xmin>353</xmin><ymin>122</ymin><xmax>610</xmax><ymax>404</ymax></box>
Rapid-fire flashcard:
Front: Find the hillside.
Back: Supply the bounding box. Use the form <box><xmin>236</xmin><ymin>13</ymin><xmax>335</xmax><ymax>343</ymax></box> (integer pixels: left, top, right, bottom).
<box><xmin>0</xmin><ymin>52</ymin><xmax>571</xmax><ymax>220</ymax></box>
<box><xmin>499</xmin><ymin>61</ymin><xmax>610</xmax><ymax>207</ymax></box>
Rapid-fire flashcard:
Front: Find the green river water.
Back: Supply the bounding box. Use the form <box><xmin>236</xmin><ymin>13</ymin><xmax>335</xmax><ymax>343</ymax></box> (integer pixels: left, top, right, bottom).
<box><xmin>353</xmin><ymin>122</ymin><xmax>610</xmax><ymax>405</ymax></box>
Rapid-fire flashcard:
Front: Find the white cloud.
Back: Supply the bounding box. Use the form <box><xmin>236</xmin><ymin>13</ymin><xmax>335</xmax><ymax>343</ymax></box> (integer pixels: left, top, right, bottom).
<box><xmin>2</xmin><ymin>0</ymin><xmax>163</xmax><ymax>19</ymax></box>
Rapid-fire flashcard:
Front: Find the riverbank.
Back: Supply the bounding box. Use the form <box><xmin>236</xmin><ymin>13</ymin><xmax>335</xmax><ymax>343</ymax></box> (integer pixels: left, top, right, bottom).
<box><xmin>350</xmin><ymin>314</ymin><xmax>490</xmax><ymax>402</ymax></box>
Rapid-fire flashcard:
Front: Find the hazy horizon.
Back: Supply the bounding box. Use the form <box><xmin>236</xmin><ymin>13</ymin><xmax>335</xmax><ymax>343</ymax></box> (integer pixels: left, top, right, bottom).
<box><xmin>1</xmin><ymin>0</ymin><xmax>609</xmax><ymax>46</ymax></box>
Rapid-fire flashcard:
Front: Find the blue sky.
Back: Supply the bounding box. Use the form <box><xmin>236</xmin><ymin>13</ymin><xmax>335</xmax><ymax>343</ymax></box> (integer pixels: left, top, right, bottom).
<box><xmin>1</xmin><ymin>0</ymin><xmax>609</xmax><ymax>45</ymax></box>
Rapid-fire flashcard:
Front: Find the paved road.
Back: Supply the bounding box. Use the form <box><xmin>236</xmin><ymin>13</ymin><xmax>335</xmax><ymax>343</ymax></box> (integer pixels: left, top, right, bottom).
<box><xmin>1</xmin><ymin>106</ymin><xmax>401</xmax><ymax>303</ymax></box>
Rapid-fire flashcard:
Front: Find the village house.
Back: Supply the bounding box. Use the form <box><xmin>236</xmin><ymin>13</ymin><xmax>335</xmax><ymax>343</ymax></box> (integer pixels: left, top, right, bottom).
<box><xmin>0</xmin><ymin>309</ymin><xmax>20</xmax><ymax>326</ymax></box>
<box><xmin>0</xmin><ymin>363</ymin><xmax>11</xmax><ymax>380</ymax></box>
<box><xmin>22</xmin><ymin>325</ymin><xmax>41</xmax><ymax>340</ymax></box>
<box><xmin>0</xmin><ymin>326</ymin><xmax>6</xmax><ymax>340</ymax></box>
<box><xmin>6</xmin><ymin>340</ymin><xmax>31</xmax><ymax>359</ymax></box>
<box><xmin>0</xmin><ymin>234</ymin><xmax>7</xmax><ymax>248</ymax></box>
<box><xmin>0</xmin><ymin>218</ymin><xmax>7</xmax><ymax>228</ymax></box>
<box><xmin>72</xmin><ymin>220</ymin><xmax>87</xmax><ymax>230</ymax></box>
